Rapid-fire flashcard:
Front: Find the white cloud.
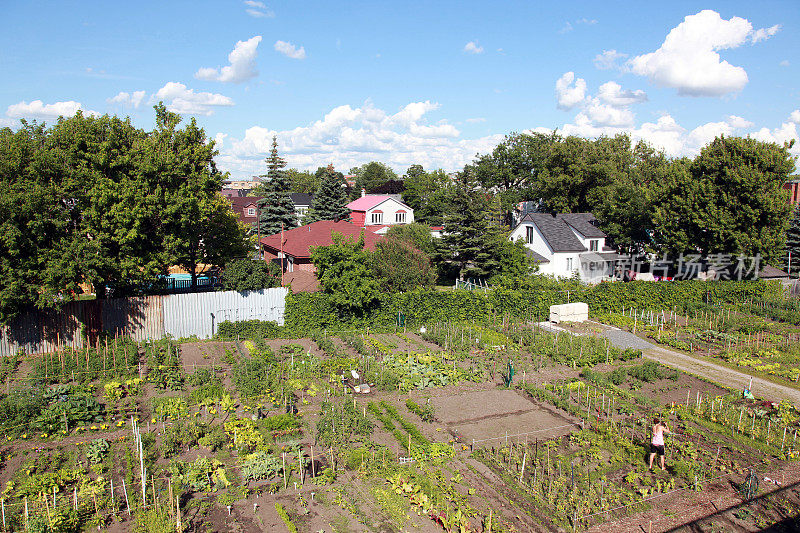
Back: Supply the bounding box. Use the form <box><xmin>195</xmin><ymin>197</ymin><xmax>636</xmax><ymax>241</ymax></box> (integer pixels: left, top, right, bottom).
<box><xmin>580</xmin><ymin>102</ymin><xmax>635</xmax><ymax>128</ymax></box>
<box><xmin>780</xmin><ymin>60</ymin><xmax>790</xmax><ymax>67</ymax></box>
<box><xmin>559</xmin><ymin>22</ymin><xmax>573</xmax><ymax>34</ymax></box>
<box><xmin>244</xmin><ymin>0</ymin><xmax>274</xmax><ymax>18</ymax></box>
<box><xmin>555</xmin><ymin>72</ymin><xmax>587</xmax><ymax>110</ymax></box>
<box><xmin>463</xmin><ymin>41</ymin><xmax>484</xmax><ymax>54</ymax></box>
<box><xmin>6</xmin><ymin>100</ymin><xmax>98</xmax><ymax>119</ymax></box>
<box><xmin>107</xmin><ymin>90</ymin><xmax>146</xmax><ymax>108</ymax></box>
<box><xmin>557</xmin><ymin>105</ymin><xmax>798</xmax><ymax>159</ymax></box>
<box><xmin>274</xmin><ymin>40</ymin><xmax>306</xmax><ymax>60</ymax></box>
<box><xmin>627</xmin><ymin>10</ymin><xmax>778</xmax><ymax>96</ymax></box>
<box><xmin>750</xmin><ymin>116</ymin><xmax>799</xmax><ymax>156</ymax></box>
<box><xmin>150</xmin><ymin>82</ymin><xmax>234</xmax><ymax>116</ymax></box>
<box><xmin>597</xmin><ymin>81</ymin><xmax>647</xmax><ymax>106</ymax></box>
<box><xmin>196</xmin><ymin>36</ymin><xmax>262</xmax><ymax>83</ymax></box>
<box><xmin>594</xmin><ymin>49</ymin><xmax>627</xmax><ymax>70</ymax></box>
<box><xmin>465</xmin><ymin>117</ymin><xmax>486</xmax><ymax>123</ymax></box>
<box><xmin>726</xmin><ymin>115</ymin><xmax>754</xmax><ymax>129</ymax></box>
<box><xmin>216</xmin><ymin>100</ymin><xmax>485</xmax><ymax>177</ymax></box>
<box><xmin>751</xmin><ymin>24</ymin><xmax>780</xmax><ymax>43</ymax></box>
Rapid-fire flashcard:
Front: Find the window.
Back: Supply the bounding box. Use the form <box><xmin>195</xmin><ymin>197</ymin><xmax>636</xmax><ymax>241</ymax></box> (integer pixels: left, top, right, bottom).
<box><xmin>371</xmin><ymin>211</ymin><xmax>383</xmax><ymax>224</ymax></box>
<box><xmin>590</xmin><ymin>239</ymin><xmax>599</xmax><ymax>251</ymax></box>
<box><xmin>395</xmin><ymin>211</ymin><xmax>406</xmax><ymax>223</ymax></box>
<box><xmin>526</xmin><ymin>226</ymin><xmax>534</xmax><ymax>244</ymax></box>
<box><xmin>566</xmin><ymin>257</ymin><xmax>574</xmax><ymax>271</ymax></box>
<box><xmin>247</xmin><ymin>208</ymin><xmax>256</xmax><ymax>216</ymax></box>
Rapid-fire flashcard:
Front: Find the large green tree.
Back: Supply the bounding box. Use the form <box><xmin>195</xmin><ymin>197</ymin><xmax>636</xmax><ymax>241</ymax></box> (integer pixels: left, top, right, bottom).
<box><xmin>311</xmin><ymin>232</ymin><xmax>380</xmax><ymax>313</ymax></box>
<box><xmin>401</xmin><ymin>166</ymin><xmax>451</xmax><ymax>223</ymax></box>
<box><xmin>653</xmin><ymin>136</ymin><xmax>794</xmax><ymax>264</ymax></box>
<box><xmin>439</xmin><ymin>180</ymin><xmax>492</xmax><ymax>280</ymax></box>
<box><xmin>286</xmin><ymin>168</ymin><xmax>320</xmax><ymax>194</ymax></box>
<box><xmin>305</xmin><ymin>164</ymin><xmax>351</xmax><ymax>223</ymax></box>
<box><xmin>349</xmin><ymin>161</ymin><xmax>398</xmax><ymax>197</ymax></box>
<box><xmin>0</xmin><ymin>104</ymin><xmax>251</xmax><ymax>321</ymax></box>
<box><xmin>256</xmin><ymin>136</ymin><xmax>296</xmax><ymax>236</ymax></box>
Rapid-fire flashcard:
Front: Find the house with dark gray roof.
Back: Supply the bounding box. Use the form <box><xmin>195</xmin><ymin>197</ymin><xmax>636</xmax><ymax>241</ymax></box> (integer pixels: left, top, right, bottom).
<box><xmin>290</xmin><ymin>193</ymin><xmax>313</xmax><ymax>223</ymax></box>
<box><xmin>510</xmin><ymin>212</ymin><xmax>617</xmax><ymax>283</ymax></box>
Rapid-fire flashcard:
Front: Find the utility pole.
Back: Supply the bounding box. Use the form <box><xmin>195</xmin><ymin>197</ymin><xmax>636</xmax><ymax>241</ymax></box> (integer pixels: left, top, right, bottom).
<box><xmin>280</xmin><ymin>221</ymin><xmax>285</xmax><ymax>287</ymax></box>
<box><xmin>256</xmin><ymin>205</ymin><xmax>262</xmax><ymax>260</ymax></box>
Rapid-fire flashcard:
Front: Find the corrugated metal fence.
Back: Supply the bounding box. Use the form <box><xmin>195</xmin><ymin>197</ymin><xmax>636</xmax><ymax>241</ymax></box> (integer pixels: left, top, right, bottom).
<box><xmin>0</xmin><ymin>288</ymin><xmax>288</xmax><ymax>357</ymax></box>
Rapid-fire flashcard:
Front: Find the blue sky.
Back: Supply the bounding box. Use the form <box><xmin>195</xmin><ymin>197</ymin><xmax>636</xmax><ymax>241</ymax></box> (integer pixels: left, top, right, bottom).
<box><xmin>1</xmin><ymin>1</ymin><xmax>798</xmax><ymax>177</ymax></box>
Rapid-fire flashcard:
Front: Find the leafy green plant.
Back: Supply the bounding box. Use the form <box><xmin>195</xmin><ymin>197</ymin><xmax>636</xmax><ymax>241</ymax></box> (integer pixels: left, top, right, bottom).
<box><xmin>241</xmin><ymin>451</ymin><xmax>282</xmax><ymax>481</ymax></box>
<box><xmin>86</xmin><ymin>439</ymin><xmax>109</xmax><ymax>464</ymax></box>
<box><xmin>406</xmin><ymin>399</ymin><xmax>435</xmax><ymax>422</ymax></box>
<box><xmin>275</xmin><ymin>502</ymin><xmax>298</xmax><ymax>533</ymax></box>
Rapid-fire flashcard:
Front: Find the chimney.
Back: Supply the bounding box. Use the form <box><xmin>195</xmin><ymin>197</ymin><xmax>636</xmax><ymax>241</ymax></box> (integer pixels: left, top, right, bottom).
<box><xmin>361</xmin><ymin>188</ymin><xmax>366</xmax><ymax>198</ymax></box>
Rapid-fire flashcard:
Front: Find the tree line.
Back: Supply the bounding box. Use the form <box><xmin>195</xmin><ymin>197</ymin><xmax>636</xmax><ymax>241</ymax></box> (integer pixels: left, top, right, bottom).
<box><xmin>2</xmin><ymin>106</ymin><xmax>797</xmax><ymax>324</ymax></box>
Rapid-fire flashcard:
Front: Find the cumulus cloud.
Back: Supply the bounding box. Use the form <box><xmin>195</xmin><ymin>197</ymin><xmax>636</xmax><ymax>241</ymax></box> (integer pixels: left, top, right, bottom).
<box><xmin>215</xmin><ymin>100</ymin><xmax>489</xmax><ymax>177</ymax></box>
<box><xmin>6</xmin><ymin>100</ymin><xmax>98</xmax><ymax>119</ymax></box>
<box><xmin>597</xmin><ymin>81</ymin><xmax>647</xmax><ymax>107</ymax></box>
<box><xmin>628</xmin><ymin>10</ymin><xmax>780</xmax><ymax>97</ymax></box>
<box><xmin>750</xmin><ymin>114</ymin><xmax>799</xmax><ymax>155</ymax></box>
<box><xmin>244</xmin><ymin>0</ymin><xmax>274</xmax><ymax>18</ymax></box>
<box><xmin>150</xmin><ymin>82</ymin><xmax>234</xmax><ymax>116</ymax></box>
<box><xmin>557</xmin><ymin>105</ymin><xmax>797</xmax><ymax>159</ymax></box>
<box><xmin>594</xmin><ymin>49</ymin><xmax>627</xmax><ymax>70</ymax></box>
<box><xmin>107</xmin><ymin>90</ymin><xmax>146</xmax><ymax>108</ymax></box>
<box><xmin>555</xmin><ymin>72</ymin><xmax>587</xmax><ymax>110</ymax></box>
<box><xmin>463</xmin><ymin>41</ymin><xmax>484</xmax><ymax>54</ymax></box>
<box><xmin>274</xmin><ymin>40</ymin><xmax>306</xmax><ymax>60</ymax></box>
<box><xmin>196</xmin><ymin>36</ymin><xmax>262</xmax><ymax>83</ymax></box>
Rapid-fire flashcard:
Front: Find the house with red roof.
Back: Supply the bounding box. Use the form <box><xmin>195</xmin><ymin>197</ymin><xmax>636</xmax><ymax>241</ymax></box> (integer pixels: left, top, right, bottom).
<box><xmin>259</xmin><ymin>221</ymin><xmax>383</xmax><ymax>290</ymax></box>
<box><xmin>346</xmin><ymin>194</ymin><xmax>414</xmax><ymax>234</ymax></box>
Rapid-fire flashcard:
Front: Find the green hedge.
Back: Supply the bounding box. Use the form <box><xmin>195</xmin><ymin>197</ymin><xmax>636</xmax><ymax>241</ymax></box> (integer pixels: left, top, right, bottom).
<box><xmin>586</xmin><ymin>279</ymin><xmax>782</xmax><ymax>313</ymax></box>
<box><xmin>217</xmin><ymin>279</ymin><xmax>782</xmax><ymax>337</ymax></box>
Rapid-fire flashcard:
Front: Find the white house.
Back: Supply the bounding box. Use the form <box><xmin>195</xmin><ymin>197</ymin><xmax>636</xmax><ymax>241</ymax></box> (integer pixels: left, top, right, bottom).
<box><xmin>347</xmin><ymin>194</ymin><xmax>414</xmax><ymax>234</ymax></box>
<box><xmin>509</xmin><ymin>212</ymin><xmax>617</xmax><ymax>283</ymax></box>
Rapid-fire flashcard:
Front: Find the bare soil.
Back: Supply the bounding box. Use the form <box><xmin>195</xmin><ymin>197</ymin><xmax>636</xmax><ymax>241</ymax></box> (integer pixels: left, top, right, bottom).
<box><xmin>432</xmin><ymin>389</ymin><xmax>579</xmax><ymax>445</ymax></box>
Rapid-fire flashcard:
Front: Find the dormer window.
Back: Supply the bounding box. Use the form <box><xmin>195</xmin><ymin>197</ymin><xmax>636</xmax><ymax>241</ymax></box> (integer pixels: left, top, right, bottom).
<box><xmin>247</xmin><ymin>208</ymin><xmax>256</xmax><ymax>216</ymax></box>
<box><xmin>590</xmin><ymin>239</ymin><xmax>599</xmax><ymax>251</ymax></box>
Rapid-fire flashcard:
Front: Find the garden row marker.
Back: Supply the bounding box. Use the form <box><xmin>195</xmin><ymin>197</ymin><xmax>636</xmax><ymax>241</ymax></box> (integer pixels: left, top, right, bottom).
<box><xmin>1</xmin><ymin>499</ymin><xmax>4</xmax><ymax>532</ymax></box>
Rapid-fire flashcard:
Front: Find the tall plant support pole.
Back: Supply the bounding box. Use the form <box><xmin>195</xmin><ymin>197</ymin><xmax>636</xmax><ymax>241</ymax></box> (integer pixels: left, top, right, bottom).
<box><xmin>122</xmin><ymin>479</ymin><xmax>131</xmax><ymax>515</ymax></box>
<box><xmin>280</xmin><ymin>222</ymin><xmax>285</xmax><ymax>287</ymax></box>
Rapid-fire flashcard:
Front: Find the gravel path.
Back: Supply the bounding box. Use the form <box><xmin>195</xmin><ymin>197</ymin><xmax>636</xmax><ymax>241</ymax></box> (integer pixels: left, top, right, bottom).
<box><xmin>600</xmin><ymin>328</ymin><xmax>800</xmax><ymax>406</ymax></box>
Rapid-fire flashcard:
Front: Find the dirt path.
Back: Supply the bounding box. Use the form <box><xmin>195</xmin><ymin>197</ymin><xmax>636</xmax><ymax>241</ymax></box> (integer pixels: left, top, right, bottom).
<box><xmin>600</xmin><ymin>327</ymin><xmax>800</xmax><ymax>406</ymax></box>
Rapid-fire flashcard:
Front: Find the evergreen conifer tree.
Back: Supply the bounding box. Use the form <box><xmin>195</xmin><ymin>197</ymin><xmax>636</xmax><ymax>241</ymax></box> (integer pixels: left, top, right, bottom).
<box><xmin>257</xmin><ymin>136</ymin><xmax>296</xmax><ymax>236</ymax></box>
<box><xmin>440</xmin><ymin>182</ymin><xmax>492</xmax><ymax>280</ymax></box>
<box><xmin>305</xmin><ymin>164</ymin><xmax>351</xmax><ymax>223</ymax></box>
<box><xmin>785</xmin><ymin>205</ymin><xmax>800</xmax><ymax>274</ymax></box>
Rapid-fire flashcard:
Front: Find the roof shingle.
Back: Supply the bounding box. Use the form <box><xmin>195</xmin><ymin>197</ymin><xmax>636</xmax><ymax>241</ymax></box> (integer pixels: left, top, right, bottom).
<box><xmin>260</xmin><ymin>220</ymin><xmax>382</xmax><ymax>259</ymax></box>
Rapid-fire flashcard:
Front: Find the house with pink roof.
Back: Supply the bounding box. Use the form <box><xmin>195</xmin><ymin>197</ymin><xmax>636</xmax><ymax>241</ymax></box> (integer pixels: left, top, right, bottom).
<box><xmin>346</xmin><ymin>194</ymin><xmax>414</xmax><ymax>234</ymax></box>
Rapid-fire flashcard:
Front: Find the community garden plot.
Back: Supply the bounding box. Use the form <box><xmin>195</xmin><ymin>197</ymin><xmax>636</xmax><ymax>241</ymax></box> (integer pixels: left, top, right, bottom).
<box><xmin>432</xmin><ymin>389</ymin><xmax>579</xmax><ymax>445</ymax></box>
